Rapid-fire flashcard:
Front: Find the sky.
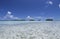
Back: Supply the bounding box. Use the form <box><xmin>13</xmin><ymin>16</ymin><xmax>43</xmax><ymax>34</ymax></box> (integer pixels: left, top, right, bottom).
<box><xmin>0</xmin><ymin>0</ymin><xmax>60</xmax><ymax>20</ymax></box>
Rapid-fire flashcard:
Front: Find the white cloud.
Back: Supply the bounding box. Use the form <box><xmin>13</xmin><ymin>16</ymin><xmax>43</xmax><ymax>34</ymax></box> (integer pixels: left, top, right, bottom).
<box><xmin>59</xmin><ymin>4</ymin><xmax>60</xmax><ymax>8</ymax></box>
<box><xmin>0</xmin><ymin>17</ymin><xmax>1</xmax><ymax>19</ymax></box>
<box><xmin>3</xmin><ymin>11</ymin><xmax>20</xmax><ymax>20</ymax></box>
<box><xmin>35</xmin><ymin>16</ymin><xmax>45</xmax><ymax>21</ymax></box>
<box><xmin>46</xmin><ymin>1</ymin><xmax>53</xmax><ymax>5</ymax></box>
<box><xmin>9</xmin><ymin>15</ymin><xmax>14</xmax><ymax>18</ymax></box>
<box><xmin>45</xmin><ymin>1</ymin><xmax>53</xmax><ymax>7</ymax></box>
<box><xmin>13</xmin><ymin>17</ymin><xmax>19</xmax><ymax>19</ymax></box>
<box><xmin>7</xmin><ymin>11</ymin><xmax>12</xmax><ymax>15</ymax></box>
<box><xmin>27</xmin><ymin>16</ymin><xmax>31</xmax><ymax>19</ymax></box>
<box><xmin>26</xmin><ymin>16</ymin><xmax>34</xmax><ymax>19</ymax></box>
<box><xmin>47</xmin><ymin>17</ymin><xmax>54</xmax><ymax>19</ymax></box>
<box><xmin>35</xmin><ymin>16</ymin><xmax>43</xmax><ymax>19</ymax></box>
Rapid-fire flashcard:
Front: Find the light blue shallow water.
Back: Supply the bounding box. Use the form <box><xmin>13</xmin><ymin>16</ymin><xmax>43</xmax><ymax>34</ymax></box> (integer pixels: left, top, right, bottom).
<box><xmin>0</xmin><ymin>21</ymin><xmax>59</xmax><ymax>27</ymax></box>
<box><xmin>0</xmin><ymin>21</ymin><xmax>57</xmax><ymax>24</ymax></box>
<box><xmin>0</xmin><ymin>21</ymin><xmax>59</xmax><ymax>24</ymax></box>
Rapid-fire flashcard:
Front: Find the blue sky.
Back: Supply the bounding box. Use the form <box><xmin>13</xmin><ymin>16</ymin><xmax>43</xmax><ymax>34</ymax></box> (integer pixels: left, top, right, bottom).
<box><xmin>0</xmin><ymin>0</ymin><xmax>60</xmax><ymax>20</ymax></box>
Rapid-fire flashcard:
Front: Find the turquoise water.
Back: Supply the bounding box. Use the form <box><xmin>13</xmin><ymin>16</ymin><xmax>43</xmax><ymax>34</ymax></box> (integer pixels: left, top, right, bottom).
<box><xmin>0</xmin><ymin>21</ymin><xmax>59</xmax><ymax>25</ymax></box>
<box><xmin>0</xmin><ymin>21</ymin><xmax>52</xmax><ymax>26</ymax></box>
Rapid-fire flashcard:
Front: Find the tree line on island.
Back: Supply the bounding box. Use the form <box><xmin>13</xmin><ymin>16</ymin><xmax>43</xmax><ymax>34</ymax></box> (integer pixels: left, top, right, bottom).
<box><xmin>0</xmin><ymin>18</ymin><xmax>53</xmax><ymax>21</ymax></box>
<box><xmin>15</xmin><ymin>18</ymin><xmax>53</xmax><ymax>21</ymax></box>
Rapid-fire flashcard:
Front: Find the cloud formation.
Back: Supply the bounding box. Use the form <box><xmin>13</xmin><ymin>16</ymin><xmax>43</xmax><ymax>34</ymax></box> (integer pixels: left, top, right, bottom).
<box><xmin>35</xmin><ymin>16</ymin><xmax>43</xmax><ymax>19</ymax></box>
<box><xmin>45</xmin><ymin>1</ymin><xmax>53</xmax><ymax>7</ymax></box>
<box><xmin>59</xmin><ymin>4</ymin><xmax>60</xmax><ymax>8</ymax></box>
<box><xmin>47</xmin><ymin>1</ymin><xmax>53</xmax><ymax>5</ymax></box>
<box><xmin>0</xmin><ymin>17</ymin><xmax>1</xmax><ymax>19</ymax></box>
<box><xmin>8</xmin><ymin>11</ymin><xmax>12</xmax><ymax>15</ymax></box>
<box><xmin>3</xmin><ymin>11</ymin><xmax>20</xmax><ymax>20</ymax></box>
<box><xmin>26</xmin><ymin>16</ymin><xmax>34</xmax><ymax>19</ymax></box>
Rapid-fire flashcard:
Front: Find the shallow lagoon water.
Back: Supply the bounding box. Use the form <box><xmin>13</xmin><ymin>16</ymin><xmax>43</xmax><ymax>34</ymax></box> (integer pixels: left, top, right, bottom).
<box><xmin>0</xmin><ymin>21</ymin><xmax>60</xmax><ymax>39</ymax></box>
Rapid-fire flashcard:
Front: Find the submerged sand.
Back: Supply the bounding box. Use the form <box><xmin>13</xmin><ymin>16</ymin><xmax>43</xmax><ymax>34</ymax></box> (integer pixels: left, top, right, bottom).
<box><xmin>0</xmin><ymin>21</ymin><xmax>60</xmax><ymax>39</ymax></box>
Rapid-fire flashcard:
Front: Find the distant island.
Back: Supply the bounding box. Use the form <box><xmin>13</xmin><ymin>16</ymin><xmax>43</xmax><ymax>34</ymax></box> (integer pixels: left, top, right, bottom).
<box><xmin>0</xmin><ymin>18</ymin><xmax>53</xmax><ymax>21</ymax></box>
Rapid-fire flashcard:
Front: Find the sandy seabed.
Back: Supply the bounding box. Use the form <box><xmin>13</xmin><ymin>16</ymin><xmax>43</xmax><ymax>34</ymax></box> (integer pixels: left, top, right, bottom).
<box><xmin>0</xmin><ymin>21</ymin><xmax>60</xmax><ymax>39</ymax></box>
